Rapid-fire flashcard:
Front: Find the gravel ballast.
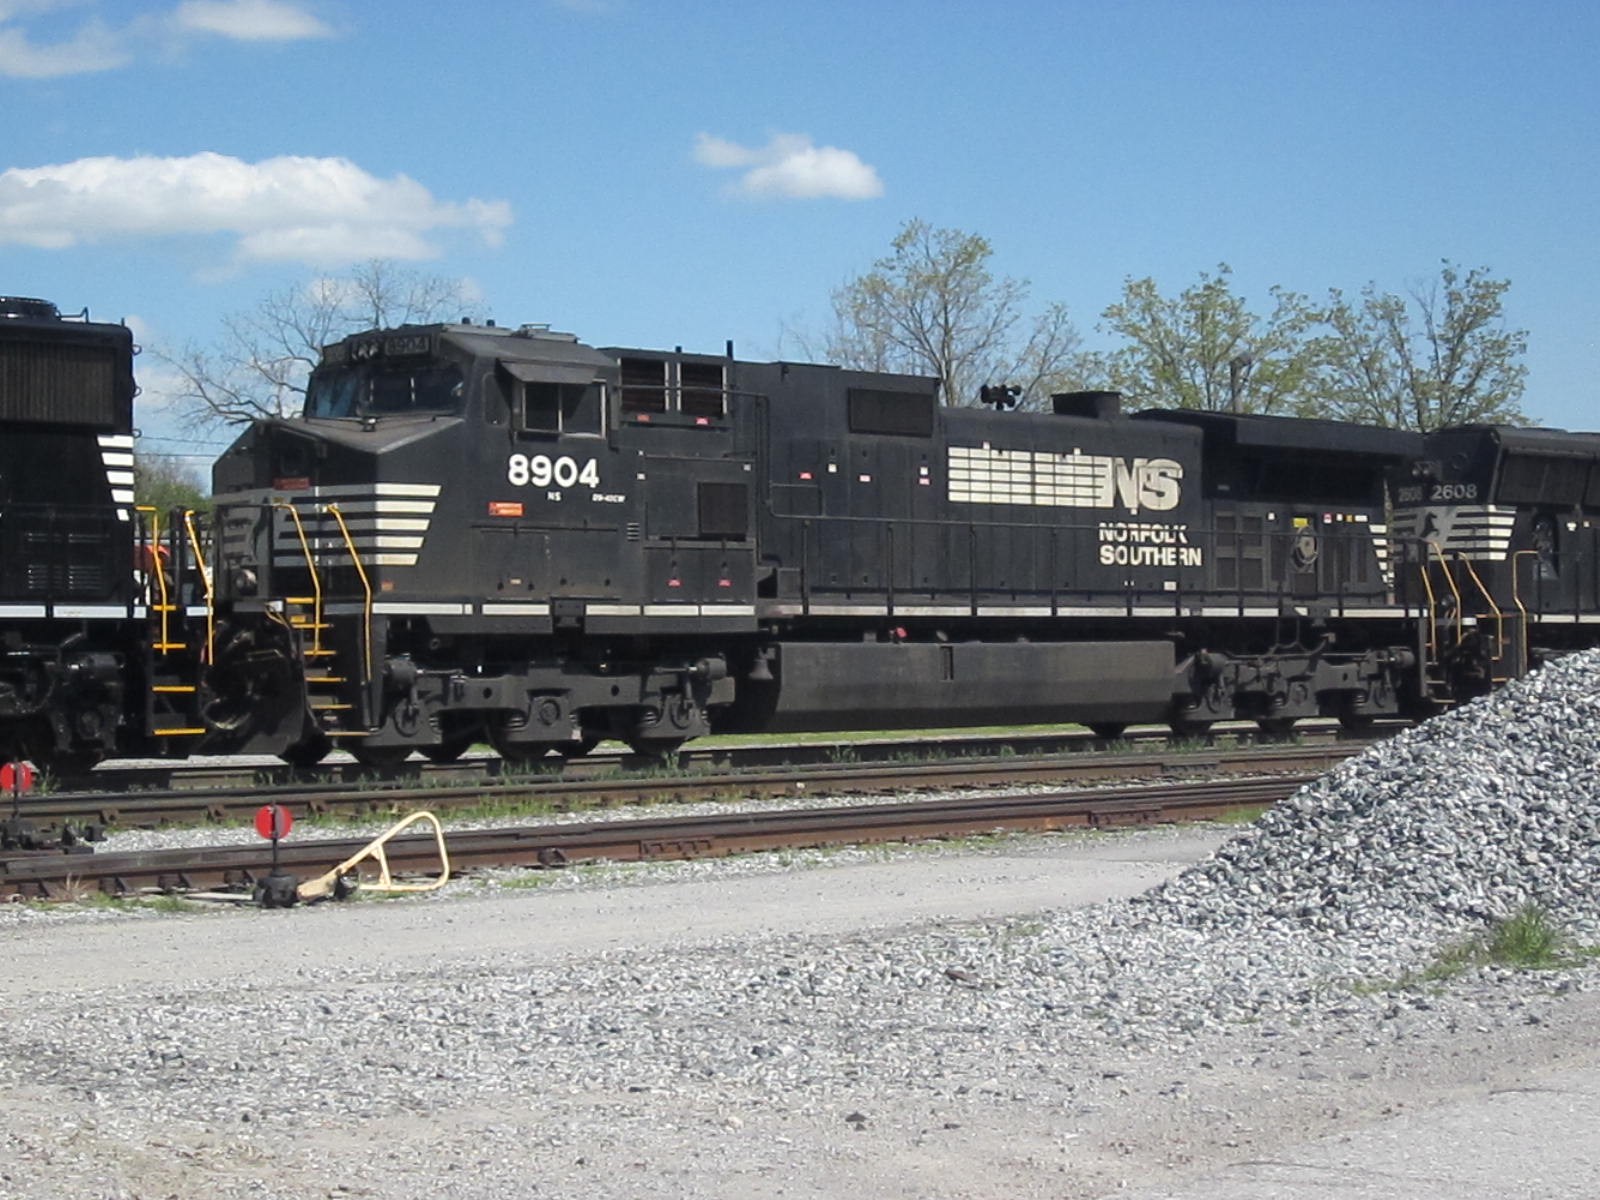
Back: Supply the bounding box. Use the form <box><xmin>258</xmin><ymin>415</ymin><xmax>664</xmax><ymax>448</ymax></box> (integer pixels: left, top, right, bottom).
<box><xmin>5</xmin><ymin>652</ymin><xmax>1600</xmax><ymax>1197</ymax></box>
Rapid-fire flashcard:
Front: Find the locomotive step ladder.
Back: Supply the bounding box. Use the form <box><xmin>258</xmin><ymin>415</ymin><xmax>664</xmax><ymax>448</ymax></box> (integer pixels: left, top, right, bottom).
<box><xmin>274</xmin><ymin>501</ymin><xmax>377</xmax><ymax>742</ymax></box>
<box><xmin>136</xmin><ymin>507</ymin><xmax>210</xmax><ymax>741</ymax></box>
<box><xmin>282</xmin><ymin>593</ymin><xmax>365</xmax><ymax>736</ymax></box>
<box><xmin>1416</xmin><ymin>542</ymin><xmax>1525</xmax><ymax>707</ymax></box>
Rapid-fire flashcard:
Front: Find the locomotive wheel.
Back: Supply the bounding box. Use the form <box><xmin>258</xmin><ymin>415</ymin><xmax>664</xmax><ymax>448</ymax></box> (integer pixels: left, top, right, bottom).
<box><xmin>351</xmin><ymin>745</ymin><xmax>411</xmax><ymax>770</ymax></box>
<box><xmin>555</xmin><ymin>734</ymin><xmax>602</xmax><ymax>758</ymax></box>
<box><xmin>1256</xmin><ymin>717</ymin><xmax>1297</xmax><ymax>737</ymax></box>
<box><xmin>626</xmin><ymin>738</ymin><xmax>685</xmax><ymax>761</ymax></box>
<box><xmin>487</xmin><ymin>727</ymin><xmax>555</xmax><ymax>767</ymax></box>
<box><xmin>488</xmin><ymin>711</ymin><xmax>570</xmax><ymax>766</ymax></box>
<box><xmin>421</xmin><ymin>736</ymin><xmax>475</xmax><ymax>764</ymax></box>
<box><xmin>1168</xmin><ymin>718</ymin><xmax>1213</xmax><ymax>739</ymax></box>
<box><xmin>43</xmin><ymin>751</ymin><xmax>103</xmax><ymax>781</ymax></box>
<box><xmin>1335</xmin><ymin>695</ymin><xmax>1377</xmax><ymax>732</ymax></box>
<box><xmin>494</xmin><ymin>745</ymin><xmax>555</xmax><ymax>768</ymax></box>
<box><xmin>279</xmin><ymin>730</ymin><xmax>332</xmax><ymax>769</ymax></box>
<box><xmin>1087</xmin><ymin>722</ymin><xmax>1127</xmax><ymax>740</ymax></box>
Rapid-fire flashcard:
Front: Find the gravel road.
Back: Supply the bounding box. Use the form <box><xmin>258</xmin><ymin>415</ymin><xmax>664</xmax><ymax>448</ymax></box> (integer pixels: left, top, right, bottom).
<box><xmin>1</xmin><ymin>820</ymin><xmax>1595</xmax><ymax>1200</ymax></box>
<box><xmin>13</xmin><ymin>652</ymin><xmax>1600</xmax><ymax>1199</ymax></box>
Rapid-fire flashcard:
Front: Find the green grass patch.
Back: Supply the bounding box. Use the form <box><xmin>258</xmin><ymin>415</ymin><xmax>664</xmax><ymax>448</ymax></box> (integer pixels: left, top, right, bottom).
<box><xmin>1213</xmin><ymin>804</ymin><xmax>1272</xmax><ymax>826</ymax></box>
<box><xmin>1390</xmin><ymin>905</ymin><xmax>1600</xmax><ymax>989</ymax></box>
<box><xmin>132</xmin><ymin>893</ymin><xmax>204</xmax><ymax>914</ymax></box>
<box><xmin>496</xmin><ymin>870</ymin><xmax>562</xmax><ymax>890</ymax></box>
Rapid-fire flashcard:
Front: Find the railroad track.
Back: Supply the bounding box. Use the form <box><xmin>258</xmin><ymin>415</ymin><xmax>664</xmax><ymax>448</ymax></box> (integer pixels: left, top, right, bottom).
<box><xmin>0</xmin><ymin>774</ymin><xmax>1310</xmax><ymax>902</ymax></box>
<box><xmin>60</xmin><ymin>720</ymin><xmax>1388</xmax><ymax>796</ymax></box>
<box><xmin>10</xmin><ymin>740</ymin><xmax>1367</xmax><ymax>835</ymax></box>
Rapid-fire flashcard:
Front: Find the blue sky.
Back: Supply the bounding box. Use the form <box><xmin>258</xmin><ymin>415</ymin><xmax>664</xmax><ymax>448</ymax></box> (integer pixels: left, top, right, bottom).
<box><xmin>3</xmin><ymin>0</ymin><xmax>1597</xmax><ymax>470</ymax></box>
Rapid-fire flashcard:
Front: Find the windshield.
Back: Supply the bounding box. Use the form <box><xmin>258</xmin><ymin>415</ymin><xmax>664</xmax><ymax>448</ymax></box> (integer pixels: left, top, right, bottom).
<box><xmin>304</xmin><ymin>363</ymin><xmax>464</xmax><ymax>419</ymax></box>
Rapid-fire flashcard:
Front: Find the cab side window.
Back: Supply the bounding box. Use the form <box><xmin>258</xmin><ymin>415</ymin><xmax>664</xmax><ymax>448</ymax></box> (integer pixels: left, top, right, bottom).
<box><xmin>498</xmin><ymin>361</ymin><xmax>605</xmax><ymax>437</ymax></box>
<box><xmin>522</xmin><ymin>381</ymin><xmax>603</xmax><ymax>435</ymax></box>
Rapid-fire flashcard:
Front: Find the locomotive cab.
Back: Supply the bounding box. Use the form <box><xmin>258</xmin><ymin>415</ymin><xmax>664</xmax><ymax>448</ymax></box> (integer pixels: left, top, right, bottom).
<box><xmin>212</xmin><ymin>324</ymin><xmax>753</xmax><ymax>766</ymax></box>
<box><xmin>1394</xmin><ymin>426</ymin><xmax>1600</xmax><ymax>687</ymax></box>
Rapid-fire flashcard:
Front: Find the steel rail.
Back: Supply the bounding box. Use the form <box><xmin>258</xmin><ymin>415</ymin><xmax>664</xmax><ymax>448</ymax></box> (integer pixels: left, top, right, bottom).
<box><xmin>0</xmin><ymin>775</ymin><xmax>1310</xmax><ymax>900</ymax></box>
<box><xmin>16</xmin><ymin>742</ymin><xmax>1363</xmax><ymax>834</ymax></box>
<box><xmin>60</xmin><ymin>720</ymin><xmax>1391</xmax><ymax>797</ymax></box>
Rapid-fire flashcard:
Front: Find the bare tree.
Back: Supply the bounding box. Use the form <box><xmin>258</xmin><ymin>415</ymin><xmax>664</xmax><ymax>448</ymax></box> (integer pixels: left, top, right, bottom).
<box><xmin>1100</xmin><ymin>265</ymin><xmax>1316</xmax><ymax>415</ymax></box>
<box><xmin>159</xmin><ymin>260</ymin><xmax>482</xmax><ymax>427</ymax></box>
<box><xmin>816</xmin><ymin>219</ymin><xmax>1092</xmax><ymax>408</ymax></box>
<box><xmin>1307</xmin><ymin>262</ymin><xmax>1527</xmax><ymax>430</ymax></box>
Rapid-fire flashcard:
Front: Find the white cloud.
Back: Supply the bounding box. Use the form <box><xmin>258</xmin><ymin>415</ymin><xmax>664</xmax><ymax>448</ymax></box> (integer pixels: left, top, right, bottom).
<box><xmin>0</xmin><ymin>1</ymin><xmax>331</xmax><ymax>77</ymax></box>
<box><xmin>693</xmin><ymin>132</ymin><xmax>884</xmax><ymax>201</ymax></box>
<box><xmin>0</xmin><ymin>15</ymin><xmax>125</xmax><ymax>77</ymax></box>
<box><xmin>170</xmin><ymin>0</ymin><xmax>332</xmax><ymax>42</ymax></box>
<box><xmin>0</xmin><ymin>152</ymin><xmax>513</xmax><ymax>268</ymax></box>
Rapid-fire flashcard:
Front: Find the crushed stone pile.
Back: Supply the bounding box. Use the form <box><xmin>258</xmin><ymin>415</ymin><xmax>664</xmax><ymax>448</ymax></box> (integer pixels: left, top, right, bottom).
<box><xmin>1139</xmin><ymin>647</ymin><xmax>1600</xmax><ymax>939</ymax></box>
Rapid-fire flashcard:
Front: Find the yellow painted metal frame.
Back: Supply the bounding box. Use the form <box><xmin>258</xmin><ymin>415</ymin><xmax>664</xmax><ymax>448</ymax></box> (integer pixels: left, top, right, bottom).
<box><xmin>295</xmin><ymin>810</ymin><xmax>451</xmax><ymax>902</ymax></box>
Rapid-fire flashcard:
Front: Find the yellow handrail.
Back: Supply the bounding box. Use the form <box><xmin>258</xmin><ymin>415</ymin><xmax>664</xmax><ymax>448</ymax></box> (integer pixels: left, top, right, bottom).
<box><xmin>1417</xmin><ymin>544</ymin><xmax>1439</xmax><ymax>661</ymax></box>
<box><xmin>1426</xmin><ymin>541</ymin><xmax>1464</xmax><ymax>647</ymax></box>
<box><xmin>1509</xmin><ymin>550</ymin><xmax>1537</xmax><ymax>678</ymax></box>
<box><xmin>134</xmin><ymin>505</ymin><xmax>172</xmax><ymax>648</ymax></box>
<box><xmin>182</xmin><ymin>509</ymin><xmax>215</xmax><ymax>665</ymax></box>
<box><xmin>274</xmin><ymin>501</ymin><xmax>325</xmax><ymax>658</ymax></box>
<box><xmin>1456</xmin><ymin>556</ymin><xmax>1505</xmax><ymax>667</ymax></box>
<box><xmin>324</xmin><ymin>503</ymin><xmax>373</xmax><ymax>687</ymax></box>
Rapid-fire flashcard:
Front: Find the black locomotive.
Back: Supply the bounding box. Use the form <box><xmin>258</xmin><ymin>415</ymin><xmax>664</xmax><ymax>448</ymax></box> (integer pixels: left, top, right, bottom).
<box><xmin>0</xmin><ymin>296</ymin><xmax>305</xmax><ymax>771</ymax></box>
<box><xmin>209</xmin><ymin>320</ymin><xmax>1459</xmax><ymax>768</ymax></box>
<box><xmin>8</xmin><ymin>301</ymin><xmax>1598</xmax><ymax>776</ymax></box>
<box><xmin>0</xmin><ymin>296</ymin><xmax>141</xmax><ymax>768</ymax></box>
<box><xmin>1390</xmin><ymin>424</ymin><xmax>1600</xmax><ymax>695</ymax></box>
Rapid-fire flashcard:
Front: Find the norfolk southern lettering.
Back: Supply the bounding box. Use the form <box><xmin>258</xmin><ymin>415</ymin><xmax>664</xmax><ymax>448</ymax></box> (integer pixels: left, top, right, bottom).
<box><xmin>1097</xmin><ymin>521</ymin><xmax>1203</xmax><ymax>567</ymax></box>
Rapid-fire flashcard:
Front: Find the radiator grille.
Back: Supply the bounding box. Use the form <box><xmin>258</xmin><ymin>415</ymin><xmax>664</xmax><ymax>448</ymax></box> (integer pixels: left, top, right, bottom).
<box><xmin>0</xmin><ymin>339</ymin><xmax>125</xmax><ymax>426</ymax></box>
<box><xmin>848</xmin><ymin>387</ymin><xmax>934</xmax><ymax>437</ymax></box>
<box><xmin>1</xmin><ymin>510</ymin><xmax>121</xmax><ymax>600</ymax></box>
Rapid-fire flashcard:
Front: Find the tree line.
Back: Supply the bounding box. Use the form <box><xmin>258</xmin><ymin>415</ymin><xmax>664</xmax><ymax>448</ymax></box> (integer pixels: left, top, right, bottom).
<box><xmin>810</xmin><ymin>219</ymin><xmax>1527</xmax><ymax>431</ymax></box>
<box><xmin>159</xmin><ymin>227</ymin><xmax>1528</xmax><ymax>456</ymax></box>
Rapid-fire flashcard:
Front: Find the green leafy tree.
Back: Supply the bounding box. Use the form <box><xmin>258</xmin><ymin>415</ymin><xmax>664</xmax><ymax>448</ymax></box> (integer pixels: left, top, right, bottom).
<box><xmin>160</xmin><ymin>259</ymin><xmax>482</xmax><ymax>427</ymax></box>
<box><xmin>1306</xmin><ymin>262</ymin><xmax>1527</xmax><ymax>430</ymax></box>
<box><xmin>817</xmin><ymin>219</ymin><xmax>1092</xmax><ymax>408</ymax></box>
<box><xmin>1100</xmin><ymin>265</ymin><xmax>1315</xmax><ymax>415</ymax></box>
<box><xmin>134</xmin><ymin>452</ymin><xmax>208</xmax><ymax>512</ymax></box>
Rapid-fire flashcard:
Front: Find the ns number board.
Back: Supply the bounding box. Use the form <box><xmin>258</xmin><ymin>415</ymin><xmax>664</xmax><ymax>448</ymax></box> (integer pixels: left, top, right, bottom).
<box><xmin>1395</xmin><ymin>482</ymin><xmax>1479</xmax><ymax>504</ymax></box>
<box><xmin>505</xmin><ymin>453</ymin><xmax>625</xmax><ymax>504</ymax></box>
<box><xmin>507</xmin><ymin>453</ymin><xmax>600</xmax><ymax>489</ymax></box>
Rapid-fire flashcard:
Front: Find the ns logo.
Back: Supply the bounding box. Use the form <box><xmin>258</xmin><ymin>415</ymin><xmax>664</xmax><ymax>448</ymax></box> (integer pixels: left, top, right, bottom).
<box><xmin>1094</xmin><ymin>457</ymin><xmax>1183</xmax><ymax>513</ymax></box>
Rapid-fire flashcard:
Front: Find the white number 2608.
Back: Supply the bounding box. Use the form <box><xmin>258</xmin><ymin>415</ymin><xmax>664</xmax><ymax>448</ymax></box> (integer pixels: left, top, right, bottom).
<box><xmin>507</xmin><ymin>454</ymin><xmax>600</xmax><ymax>489</ymax></box>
